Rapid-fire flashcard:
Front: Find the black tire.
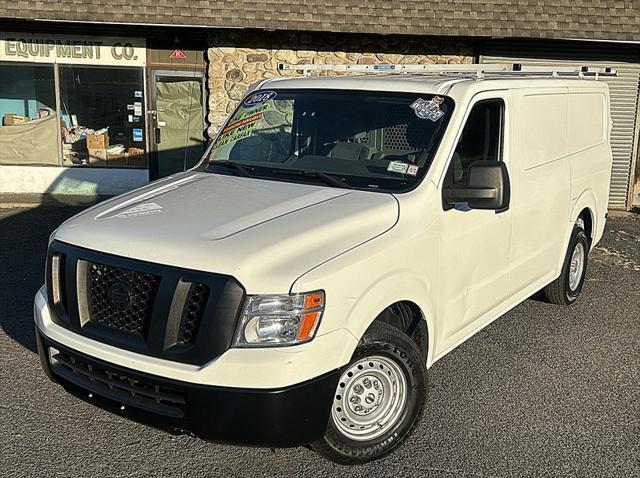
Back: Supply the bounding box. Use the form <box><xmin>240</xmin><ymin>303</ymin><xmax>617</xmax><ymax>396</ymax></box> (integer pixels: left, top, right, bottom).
<box><xmin>311</xmin><ymin>321</ymin><xmax>427</xmax><ymax>465</ymax></box>
<box><xmin>543</xmin><ymin>224</ymin><xmax>589</xmax><ymax>305</ymax></box>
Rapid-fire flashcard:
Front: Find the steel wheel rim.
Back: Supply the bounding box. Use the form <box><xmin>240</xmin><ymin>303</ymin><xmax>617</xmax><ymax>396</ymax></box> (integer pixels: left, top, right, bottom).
<box><xmin>332</xmin><ymin>355</ymin><xmax>408</xmax><ymax>442</ymax></box>
<box><xmin>569</xmin><ymin>242</ymin><xmax>585</xmax><ymax>291</ymax></box>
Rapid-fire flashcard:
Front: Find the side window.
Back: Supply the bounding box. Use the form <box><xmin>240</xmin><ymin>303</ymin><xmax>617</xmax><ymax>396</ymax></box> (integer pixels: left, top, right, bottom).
<box><xmin>445</xmin><ymin>99</ymin><xmax>504</xmax><ymax>187</ymax></box>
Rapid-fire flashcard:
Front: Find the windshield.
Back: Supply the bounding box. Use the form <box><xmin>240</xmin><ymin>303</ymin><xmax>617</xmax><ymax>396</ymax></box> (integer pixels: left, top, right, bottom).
<box><xmin>201</xmin><ymin>89</ymin><xmax>454</xmax><ymax>192</ymax></box>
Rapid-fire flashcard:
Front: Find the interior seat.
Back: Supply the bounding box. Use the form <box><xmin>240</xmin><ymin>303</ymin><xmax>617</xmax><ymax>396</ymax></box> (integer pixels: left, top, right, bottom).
<box><xmin>327</xmin><ymin>142</ymin><xmax>372</xmax><ymax>161</ymax></box>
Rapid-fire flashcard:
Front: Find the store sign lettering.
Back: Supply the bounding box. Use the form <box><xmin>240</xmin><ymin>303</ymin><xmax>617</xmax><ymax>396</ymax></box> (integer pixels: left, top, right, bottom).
<box><xmin>0</xmin><ymin>34</ymin><xmax>145</xmax><ymax>66</ymax></box>
<box><xmin>4</xmin><ymin>39</ymin><xmax>105</xmax><ymax>60</ymax></box>
<box><xmin>111</xmin><ymin>43</ymin><xmax>138</xmax><ymax>61</ymax></box>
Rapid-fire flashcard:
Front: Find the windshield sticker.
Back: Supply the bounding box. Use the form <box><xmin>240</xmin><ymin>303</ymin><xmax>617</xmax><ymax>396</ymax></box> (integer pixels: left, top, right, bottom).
<box><xmin>410</xmin><ymin>96</ymin><xmax>445</xmax><ymax>122</ymax></box>
<box><xmin>213</xmin><ymin>122</ymin><xmax>259</xmax><ymax>149</ymax></box>
<box><xmin>221</xmin><ymin>112</ymin><xmax>263</xmax><ymax>135</ymax></box>
<box><xmin>387</xmin><ymin>160</ymin><xmax>409</xmax><ymax>174</ymax></box>
<box><xmin>243</xmin><ymin>90</ymin><xmax>277</xmax><ymax>107</ymax></box>
<box><xmin>406</xmin><ymin>164</ymin><xmax>419</xmax><ymax>176</ymax></box>
<box><xmin>212</xmin><ymin>106</ymin><xmax>270</xmax><ymax>149</ymax></box>
<box><xmin>240</xmin><ymin>102</ymin><xmax>271</xmax><ymax>116</ymax></box>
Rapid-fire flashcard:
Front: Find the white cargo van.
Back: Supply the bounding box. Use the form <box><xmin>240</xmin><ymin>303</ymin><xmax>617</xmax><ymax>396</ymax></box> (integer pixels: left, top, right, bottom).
<box><xmin>35</xmin><ymin>64</ymin><xmax>613</xmax><ymax>464</ymax></box>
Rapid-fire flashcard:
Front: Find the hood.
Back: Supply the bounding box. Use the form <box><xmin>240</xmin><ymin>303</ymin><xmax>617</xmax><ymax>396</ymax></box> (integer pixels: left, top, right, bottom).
<box><xmin>55</xmin><ymin>172</ymin><xmax>399</xmax><ymax>292</ymax></box>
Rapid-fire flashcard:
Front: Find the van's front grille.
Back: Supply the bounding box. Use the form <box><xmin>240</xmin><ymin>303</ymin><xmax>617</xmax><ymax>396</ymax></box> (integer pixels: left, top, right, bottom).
<box><xmin>177</xmin><ymin>283</ymin><xmax>210</xmax><ymax>346</ymax></box>
<box><xmin>50</xmin><ymin>346</ymin><xmax>186</xmax><ymax>418</ymax></box>
<box><xmin>46</xmin><ymin>241</ymin><xmax>246</xmax><ymax>365</ymax></box>
<box><xmin>88</xmin><ymin>262</ymin><xmax>160</xmax><ymax>337</ymax></box>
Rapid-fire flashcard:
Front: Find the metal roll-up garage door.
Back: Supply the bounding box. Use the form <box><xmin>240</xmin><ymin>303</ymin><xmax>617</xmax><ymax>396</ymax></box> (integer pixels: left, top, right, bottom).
<box><xmin>480</xmin><ymin>40</ymin><xmax>640</xmax><ymax>209</ymax></box>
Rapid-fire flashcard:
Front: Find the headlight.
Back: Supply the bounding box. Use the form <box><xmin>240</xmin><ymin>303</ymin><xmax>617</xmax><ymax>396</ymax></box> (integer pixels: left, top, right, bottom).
<box><xmin>234</xmin><ymin>291</ymin><xmax>325</xmax><ymax>347</ymax></box>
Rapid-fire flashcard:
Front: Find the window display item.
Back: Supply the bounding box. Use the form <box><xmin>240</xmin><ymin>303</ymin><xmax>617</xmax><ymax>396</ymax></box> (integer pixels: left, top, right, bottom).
<box><xmin>87</xmin><ymin>131</ymin><xmax>109</xmax><ymax>149</ymax></box>
<box><xmin>0</xmin><ymin>115</ymin><xmax>59</xmax><ymax>165</ymax></box>
<box><xmin>88</xmin><ymin>148</ymin><xmax>108</xmax><ymax>164</ymax></box>
<box><xmin>3</xmin><ymin>114</ymin><xmax>29</xmax><ymax>126</ymax></box>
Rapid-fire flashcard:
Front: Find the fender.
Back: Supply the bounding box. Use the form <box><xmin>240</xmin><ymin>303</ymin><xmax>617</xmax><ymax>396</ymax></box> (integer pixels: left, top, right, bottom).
<box><xmin>340</xmin><ymin>270</ymin><xmax>438</xmax><ymax>368</ymax></box>
<box><xmin>572</xmin><ymin>187</ymin><xmax>597</xmax><ymax>234</ymax></box>
<box><xmin>556</xmin><ymin>190</ymin><xmax>597</xmax><ymax>272</ymax></box>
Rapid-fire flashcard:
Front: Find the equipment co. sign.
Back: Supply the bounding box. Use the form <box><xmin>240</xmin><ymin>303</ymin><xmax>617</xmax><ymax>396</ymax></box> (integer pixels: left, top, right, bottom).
<box><xmin>0</xmin><ymin>33</ymin><xmax>146</xmax><ymax>67</ymax></box>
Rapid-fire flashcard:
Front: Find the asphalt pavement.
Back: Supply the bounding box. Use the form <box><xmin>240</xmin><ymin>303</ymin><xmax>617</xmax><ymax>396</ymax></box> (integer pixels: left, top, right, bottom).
<box><xmin>0</xmin><ymin>205</ymin><xmax>638</xmax><ymax>478</ymax></box>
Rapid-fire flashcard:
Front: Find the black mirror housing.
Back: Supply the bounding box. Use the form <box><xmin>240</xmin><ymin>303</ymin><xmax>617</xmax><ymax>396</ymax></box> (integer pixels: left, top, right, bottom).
<box><xmin>444</xmin><ymin>161</ymin><xmax>510</xmax><ymax>211</ymax></box>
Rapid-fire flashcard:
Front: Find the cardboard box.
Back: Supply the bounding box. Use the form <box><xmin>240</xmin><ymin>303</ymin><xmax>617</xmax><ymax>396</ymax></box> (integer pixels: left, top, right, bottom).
<box><xmin>127</xmin><ymin>147</ymin><xmax>146</xmax><ymax>167</ymax></box>
<box><xmin>88</xmin><ymin>148</ymin><xmax>107</xmax><ymax>161</ymax></box>
<box><xmin>107</xmin><ymin>153</ymin><xmax>128</xmax><ymax>167</ymax></box>
<box><xmin>3</xmin><ymin>113</ymin><xmax>28</xmax><ymax>125</ymax></box>
<box><xmin>87</xmin><ymin>132</ymin><xmax>109</xmax><ymax>149</ymax></box>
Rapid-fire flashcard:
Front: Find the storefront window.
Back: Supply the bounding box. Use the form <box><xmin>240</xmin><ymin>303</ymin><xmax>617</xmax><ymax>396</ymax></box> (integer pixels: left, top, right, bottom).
<box><xmin>59</xmin><ymin>66</ymin><xmax>147</xmax><ymax>168</ymax></box>
<box><xmin>0</xmin><ymin>63</ymin><xmax>58</xmax><ymax>165</ymax></box>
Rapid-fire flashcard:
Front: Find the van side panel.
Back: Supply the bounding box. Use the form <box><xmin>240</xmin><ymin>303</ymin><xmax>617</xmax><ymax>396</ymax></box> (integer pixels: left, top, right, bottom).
<box><xmin>508</xmin><ymin>88</ymin><xmax>572</xmax><ymax>295</ymax></box>
<box><xmin>566</xmin><ymin>86</ymin><xmax>612</xmax><ymax>248</ymax></box>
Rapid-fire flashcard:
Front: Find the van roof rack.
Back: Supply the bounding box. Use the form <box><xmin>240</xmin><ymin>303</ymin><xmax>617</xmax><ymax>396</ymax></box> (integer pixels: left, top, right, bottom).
<box><xmin>277</xmin><ymin>63</ymin><xmax>618</xmax><ymax>80</ymax></box>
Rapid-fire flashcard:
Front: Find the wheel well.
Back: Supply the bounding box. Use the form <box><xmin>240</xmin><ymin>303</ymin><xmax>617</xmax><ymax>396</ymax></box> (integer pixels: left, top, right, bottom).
<box><xmin>373</xmin><ymin>301</ymin><xmax>429</xmax><ymax>361</ymax></box>
<box><xmin>578</xmin><ymin>208</ymin><xmax>593</xmax><ymax>243</ymax></box>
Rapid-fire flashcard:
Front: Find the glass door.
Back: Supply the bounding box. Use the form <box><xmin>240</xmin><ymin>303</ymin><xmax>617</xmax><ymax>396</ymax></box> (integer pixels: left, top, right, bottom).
<box><xmin>150</xmin><ymin>70</ymin><xmax>206</xmax><ymax>179</ymax></box>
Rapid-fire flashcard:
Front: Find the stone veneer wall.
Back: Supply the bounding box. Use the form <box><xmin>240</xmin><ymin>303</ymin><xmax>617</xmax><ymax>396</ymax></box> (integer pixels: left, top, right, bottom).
<box><xmin>206</xmin><ymin>31</ymin><xmax>473</xmax><ymax>137</ymax></box>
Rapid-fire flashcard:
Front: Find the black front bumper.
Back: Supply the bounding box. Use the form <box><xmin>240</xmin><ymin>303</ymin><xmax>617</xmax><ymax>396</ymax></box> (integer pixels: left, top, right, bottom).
<box><xmin>36</xmin><ymin>329</ymin><xmax>340</xmax><ymax>447</ymax></box>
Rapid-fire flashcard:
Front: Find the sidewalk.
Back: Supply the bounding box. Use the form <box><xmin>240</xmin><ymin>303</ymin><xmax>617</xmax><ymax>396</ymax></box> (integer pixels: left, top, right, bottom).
<box><xmin>0</xmin><ymin>192</ymin><xmax>111</xmax><ymax>208</ymax></box>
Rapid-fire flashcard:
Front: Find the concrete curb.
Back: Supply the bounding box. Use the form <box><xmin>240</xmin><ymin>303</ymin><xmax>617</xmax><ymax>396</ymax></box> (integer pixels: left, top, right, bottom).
<box><xmin>0</xmin><ymin>193</ymin><xmax>111</xmax><ymax>208</ymax></box>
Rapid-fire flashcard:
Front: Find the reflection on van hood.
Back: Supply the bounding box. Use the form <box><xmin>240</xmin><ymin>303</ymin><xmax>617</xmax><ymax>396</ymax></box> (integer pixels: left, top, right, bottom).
<box><xmin>54</xmin><ymin>172</ymin><xmax>399</xmax><ymax>292</ymax></box>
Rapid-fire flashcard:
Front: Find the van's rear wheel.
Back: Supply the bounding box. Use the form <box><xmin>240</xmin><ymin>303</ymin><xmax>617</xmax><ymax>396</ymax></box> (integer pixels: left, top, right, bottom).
<box><xmin>311</xmin><ymin>321</ymin><xmax>426</xmax><ymax>464</ymax></box>
<box><xmin>543</xmin><ymin>224</ymin><xmax>589</xmax><ymax>305</ymax></box>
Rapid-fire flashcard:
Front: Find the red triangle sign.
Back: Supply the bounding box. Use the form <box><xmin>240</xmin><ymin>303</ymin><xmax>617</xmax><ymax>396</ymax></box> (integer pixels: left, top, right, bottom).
<box><xmin>169</xmin><ymin>49</ymin><xmax>187</xmax><ymax>59</ymax></box>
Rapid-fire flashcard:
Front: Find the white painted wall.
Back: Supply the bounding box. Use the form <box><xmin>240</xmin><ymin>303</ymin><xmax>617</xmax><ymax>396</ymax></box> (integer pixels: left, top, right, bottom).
<box><xmin>0</xmin><ymin>165</ymin><xmax>149</xmax><ymax>196</ymax></box>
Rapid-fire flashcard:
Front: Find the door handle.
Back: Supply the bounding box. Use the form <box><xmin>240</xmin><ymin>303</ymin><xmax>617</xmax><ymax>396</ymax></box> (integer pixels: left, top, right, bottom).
<box><xmin>155</xmin><ymin>128</ymin><xmax>161</xmax><ymax>144</ymax></box>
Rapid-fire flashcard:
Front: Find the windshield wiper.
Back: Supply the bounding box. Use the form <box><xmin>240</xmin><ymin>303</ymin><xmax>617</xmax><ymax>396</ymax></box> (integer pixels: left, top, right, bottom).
<box><xmin>270</xmin><ymin>168</ymin><xmax>354</xmax><ymax>189</ymax></box>
<box><xmin>210</xmin><ymin>160</ymin><xmax>254</xmax><ymax>178</ymax></box>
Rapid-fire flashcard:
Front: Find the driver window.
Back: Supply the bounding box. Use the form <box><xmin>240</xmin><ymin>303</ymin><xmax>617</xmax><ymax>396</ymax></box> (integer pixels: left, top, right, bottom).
<box><xmin>445</xmin><ymin>99</ymin><xmax>504</xmax><ymax>187</ymax></box>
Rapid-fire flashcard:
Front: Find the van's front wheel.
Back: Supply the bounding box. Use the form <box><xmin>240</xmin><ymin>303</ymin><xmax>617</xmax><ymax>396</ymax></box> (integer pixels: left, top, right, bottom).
<box><xmin>311</xmin><ymin>321</ymin><xmax>426</xmax><ymax>464</ymax></box>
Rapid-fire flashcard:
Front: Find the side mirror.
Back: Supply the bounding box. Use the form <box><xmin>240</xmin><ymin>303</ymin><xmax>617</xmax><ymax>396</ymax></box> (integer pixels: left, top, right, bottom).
<box><xmin>444</xmin><ymin>160</ymin><xmax>510</xmax><ymax>211</ymax></box>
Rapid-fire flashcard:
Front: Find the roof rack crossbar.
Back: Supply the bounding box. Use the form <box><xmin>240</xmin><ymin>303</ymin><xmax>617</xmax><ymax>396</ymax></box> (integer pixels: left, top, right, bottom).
<box><xmin>277</xmin><ymin>63</ymin><xmax>618</xmax><ymax>79</ymax></box>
